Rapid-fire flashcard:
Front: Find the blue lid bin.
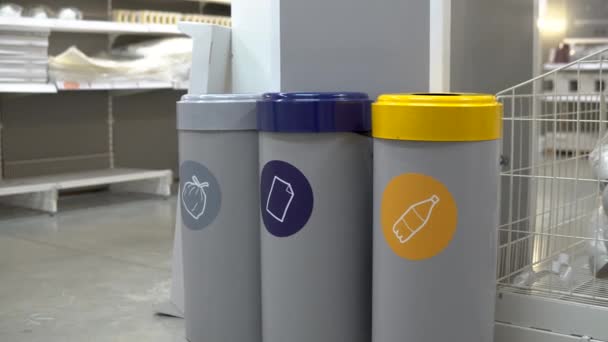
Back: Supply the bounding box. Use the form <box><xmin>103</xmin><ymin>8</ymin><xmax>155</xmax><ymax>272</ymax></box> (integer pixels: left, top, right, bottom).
<box><xmin>257</xmin><ymin>92</ymin><xmax>371</xmax><ymax>132</ymax></box>
<box><xmin>257</xmin><ymin>92</ymin><xmax>373</xmax><ymax>342</ymax></box>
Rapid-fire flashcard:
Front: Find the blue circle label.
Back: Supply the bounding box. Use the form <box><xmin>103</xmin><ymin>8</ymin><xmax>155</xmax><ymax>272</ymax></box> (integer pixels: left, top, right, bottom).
<box><xmin>180</xmin><ymin>160</ymin><xmax>221</xmax><ymax>230</ymax></box>
<box><xmin>260</xmin><ymin>160</ymin><xmax>314</xmax><ymax>237</ymax></box>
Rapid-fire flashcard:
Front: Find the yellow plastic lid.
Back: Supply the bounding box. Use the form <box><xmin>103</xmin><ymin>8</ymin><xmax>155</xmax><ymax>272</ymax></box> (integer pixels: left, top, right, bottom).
<box><xmin>372</xmin><ymin>93</ymin><xmax>502</xmax><ymax>142</ymax></box>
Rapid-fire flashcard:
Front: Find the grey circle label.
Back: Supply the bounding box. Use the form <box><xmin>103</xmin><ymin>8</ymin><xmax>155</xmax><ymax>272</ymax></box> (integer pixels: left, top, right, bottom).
<box><xmin>180</xmin><ymin>160</ymin><xmax>221</xmax><ymax>230</ymax></box>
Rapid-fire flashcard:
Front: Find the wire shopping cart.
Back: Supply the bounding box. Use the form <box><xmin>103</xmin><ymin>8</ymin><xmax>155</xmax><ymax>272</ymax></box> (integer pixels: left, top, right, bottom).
<box><xmin>496</xmin><ymin>47</ymin><xmax>608</xmax><ymax>341</ymax></box>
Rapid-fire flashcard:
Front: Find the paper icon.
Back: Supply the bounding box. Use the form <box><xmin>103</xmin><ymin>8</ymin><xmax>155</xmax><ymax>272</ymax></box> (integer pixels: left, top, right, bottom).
<box><xmin>393</xmin><ymin>195</ymin><xmax>439</xmax><ymax>244</ymax></box>
<box><xmin>182</xmin><ymin>175</ymin><xmax>210</xmax><ymax>220</ymax></box>
<box><xmin>266</xmin><ymin>176</ymin><xmax>295</xmax><ymax>222</ymax></box>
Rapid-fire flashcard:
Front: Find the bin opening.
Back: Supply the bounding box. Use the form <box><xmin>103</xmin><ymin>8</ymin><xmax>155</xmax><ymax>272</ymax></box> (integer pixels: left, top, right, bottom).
<box><xmin>412</xmin><ymin>93</ymin><xmax>462</xmax><ymax>96</ymax></box>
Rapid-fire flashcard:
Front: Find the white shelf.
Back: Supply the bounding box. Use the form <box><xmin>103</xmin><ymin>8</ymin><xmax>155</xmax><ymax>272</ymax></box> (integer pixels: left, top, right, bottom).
<box><xmin>55</xmin><ymin>80</ymin><xmax>175</xmax><ymax>91</ymax></box>
<box><xmin>541</xmin><ymin>131</ymin><xmax>598</xmax><ymax>153</ymax></box>
<box><xmin>0</xmin><ymin>83</ymin><xmax>56</xmax><ymax>93</ymax></box>
<box><xmin>563</xmin><ymin>37</ymin><xmax>608</xmax><ymax>45</ymax></box>
<box><xmin>186</xmin><ymin>0</ymin><xmax>231</xmax><ymax>3</ymax></box>
<box><xmin>0</xmin><ymin>17</ymin><xmax>182</xmax><ymax>35</ymax></box>
<box><xmin>0</xmin><ymin>81</ymin><xmax>188</xmax><ymax>93</ymax></box>
<box><xmin>543</xmin><ymin>63</ymin><xmax>608</xmax><ymax>71</ymax></box>
<box><xmin>26</xmin><ymin>168</ymin><xmax>172</xmax><ymax>190</ymax></box>
<box><xmin>496</xmin><ymin>288</ymin><xmax>608</xmax><ymax>341</ymax></box>
<box><xmin>0</xmin><ymin>180</ymin><xmax>54</xmax><ymax>197</ymax></box>
<box><xmin>541</xmin><ymin>94</ymin><xmax>602</xmax><ymax>103</ymax></box>
<box><xmin>0</xmin><ymin>168</ymin><xmax>173</xmax><ymax>213</ymax></box>
<box><xmin>495</xmin><ymin>323</ymin><xmax>600</xmax><ymax>342</ymax></box>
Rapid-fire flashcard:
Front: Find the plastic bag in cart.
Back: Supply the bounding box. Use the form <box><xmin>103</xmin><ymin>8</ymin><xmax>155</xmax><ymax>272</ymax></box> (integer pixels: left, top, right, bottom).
<box><xmin>512</xmin><ymin>253</ymin><xmax>573</xmax><ymax>287</ymax></box>
<box><xmin>589</xmin><ymin>133</ymin><xmax>608</xmax><ymax>182</ymax></box>
<box><xmin>587</xmin><ymin>204</ymin><xmax>608</xmax><ymax>278</ymax></box>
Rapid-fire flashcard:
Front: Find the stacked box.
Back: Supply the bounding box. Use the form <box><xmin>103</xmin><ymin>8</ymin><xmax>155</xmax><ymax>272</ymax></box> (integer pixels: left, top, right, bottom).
<box><xmin>0</xmin><ymin>27</ymin><xmax>49</xmax><ymax>83</ymax></box>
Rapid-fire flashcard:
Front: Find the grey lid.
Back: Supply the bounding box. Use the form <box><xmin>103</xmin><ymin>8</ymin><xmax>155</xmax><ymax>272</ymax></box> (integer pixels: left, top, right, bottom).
<box><xmin>177</xmin><ymin>94</ymin><xmax>260</xmax><ymax>131</ymax></box>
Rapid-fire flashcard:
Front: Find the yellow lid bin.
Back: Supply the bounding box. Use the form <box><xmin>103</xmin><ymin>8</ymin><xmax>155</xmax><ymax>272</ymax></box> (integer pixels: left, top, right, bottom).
<box><xmin>372</xmin><ymin>93</ymin><xmax>502</xmax><ymax>142</ymax></box>
<box><xmin>371</xmin><ymin>93</ymin><xmax>503</xmax><ymax>342</ymax></box>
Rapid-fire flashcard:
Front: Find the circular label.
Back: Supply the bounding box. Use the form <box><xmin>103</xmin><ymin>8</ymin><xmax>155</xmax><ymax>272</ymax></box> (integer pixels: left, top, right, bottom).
<box><xmin>381</xmin><ymin>173</ymin><xmax>458</xmax><ymax>260</ymax></box>
<box><xmin>260</xmin><ymin>160</ymin><xmax>314</xmax><ymax>237</ymax></box>
<box><xmin>180</xmin><ymin>160</ymin><xmax>221</xmax><ymax>230</ymax></box>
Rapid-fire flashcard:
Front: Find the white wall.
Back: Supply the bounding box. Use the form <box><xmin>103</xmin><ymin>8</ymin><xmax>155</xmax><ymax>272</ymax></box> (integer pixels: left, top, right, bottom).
<box><xmin>232</xmin><ymin>0</ymin><xmax>430</xmax><ymax>98</ymax></box>
<box><xmin>450</xmin><ymin>0</ymin><xmax>535</xmax><ymax>93</ymax></box>
<box><xmin>278</xmin><ymin>0</ymin><xmax>429</xmax><ymax>98</ymax></box>
<box><xmin>232</xmin><ymin>0</ymin><xmax>533</xmax><ymax>96</ymax></box>
<box><xmin>231</xmin><ymin>0</ymin><xmax>281</xmax><ymax>93</ymax></box>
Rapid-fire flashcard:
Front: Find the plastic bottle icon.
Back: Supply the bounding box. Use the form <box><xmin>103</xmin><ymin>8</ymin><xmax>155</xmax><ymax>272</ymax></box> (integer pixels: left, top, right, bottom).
<box><xmin>393</xmin><ymin>195</ymin><xmax>440</xmax><ymax>244</ymax></box>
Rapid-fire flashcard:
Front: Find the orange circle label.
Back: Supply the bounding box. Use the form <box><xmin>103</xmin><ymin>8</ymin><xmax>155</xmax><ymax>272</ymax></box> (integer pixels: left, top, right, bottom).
<box><xmin>381</xmin><ymin>173</ymin><xmax>458</xmax><ymax>260</ymax></box>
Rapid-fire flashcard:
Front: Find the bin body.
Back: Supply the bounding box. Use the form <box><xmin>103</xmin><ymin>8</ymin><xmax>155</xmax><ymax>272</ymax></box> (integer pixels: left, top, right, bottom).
<box><xmin>178</xmin><ymin>94</ymin><xmax>261</xmax><ymax>342</ymax></box>
<box><xmin>371</xmin><ymin>94</ymin><xmax>502</xmax><ymax>342</ymax></box>
<box><xmin>258</xmin><ymin>92</ymin><xmax>372</xmax><ymax>342</ymax></box>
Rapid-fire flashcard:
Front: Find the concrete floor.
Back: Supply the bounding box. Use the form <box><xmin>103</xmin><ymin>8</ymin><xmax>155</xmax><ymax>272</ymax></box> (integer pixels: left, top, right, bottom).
<box><xmin>0</xmin><ymin>192</ymin><xmax>184</xmax><ymax>342</ymax></box>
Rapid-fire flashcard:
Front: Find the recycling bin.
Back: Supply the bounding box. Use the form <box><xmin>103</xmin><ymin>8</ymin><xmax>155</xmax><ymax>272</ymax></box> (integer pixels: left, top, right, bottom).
<box><xmin>177</xmin><ymin>94</ymin><xmax>261</xmax><ymax>342</ymax></box>
<box><xmin>371</xmin><ymin>93</ymin><xmax>502</xmax><ymax>342</ymax></box>
<box><xmin>258</xmin><ymin>92</ymin><xmax>373</xmax><ymax>342</ymax></box>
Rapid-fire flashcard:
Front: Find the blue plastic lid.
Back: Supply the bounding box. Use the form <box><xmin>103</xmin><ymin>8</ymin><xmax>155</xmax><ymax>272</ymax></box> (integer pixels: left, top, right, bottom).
<box><xmin>257</xmin><ymin>92</ymin><xmax>371</xmax><ymax>132</ymax></box>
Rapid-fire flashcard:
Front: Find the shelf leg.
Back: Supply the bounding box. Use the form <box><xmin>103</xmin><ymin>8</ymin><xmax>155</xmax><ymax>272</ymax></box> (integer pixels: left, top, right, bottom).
<box><xmin>0</xmin><ymin>188</ymin><xmax>58</xmax><ymax>214</ymax></box>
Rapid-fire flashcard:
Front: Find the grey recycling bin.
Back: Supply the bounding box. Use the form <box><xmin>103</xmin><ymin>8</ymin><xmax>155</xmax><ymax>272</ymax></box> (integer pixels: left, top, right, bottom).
<box><xmin>257</xmin><ymin>92</ymin><xmax>373</xmax><ymax>342</ymax></box>
<box><xmin>177</xmin><ymin>94</ymin><xmax>261</xmax><ymax>342</ymax></box>
<box><xmin>371</xmin><ymin>93</ymin><xmax>502</xmax><ymax>342</ymax></box>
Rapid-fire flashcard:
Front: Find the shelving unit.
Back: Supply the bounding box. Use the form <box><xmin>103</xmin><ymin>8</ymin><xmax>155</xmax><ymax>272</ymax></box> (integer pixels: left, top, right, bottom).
<box><xmin>0</xmin><ymin>80</ymin><xmax>188</xmax><ymax>94</ymax></box>
<box><xmin>0</xmin><ymin>79</ymin><xmax>189</xmax><ymax>93</ymax></box>
<box><xmin>544</xmin><ymin>62</ymin><xmax>608</xmax><ymax>71</ymax></box>
<box><xmin>0</xmin><ymin>168</ymin><xmax>172</xmax><ymax>213</ymax></box>
<box><xmin>0</xmin><ymin>0</ymin><xmax>230</xmax><ymax>213</ymax></box>
<box><xmin>496</xmin><ymin>281</ymin><xmax>608</xmax><ymax>341</ymax></box>
<box><xmin>55</xmin><ymin>80</ymin><xmax>187</xmax><ymax>92</ymax></box>
<box><xmin>204</xmin><ymin>0</ymin><xmax>231</xmax><ymax>4</ymax></box>
<box><xmin>564</xmin><ymin>37</ymin><xmax>608</xmax><ymax>45</ymax></box>
<box><xmin>0</xmin><ymin>83</ymin><xmax>57</xmax><ymax>93</ymax></box>
<box><xmin>0</xmin><ymin>17</ymin><xmax>183</xmax><ymax>35</ymax></box>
